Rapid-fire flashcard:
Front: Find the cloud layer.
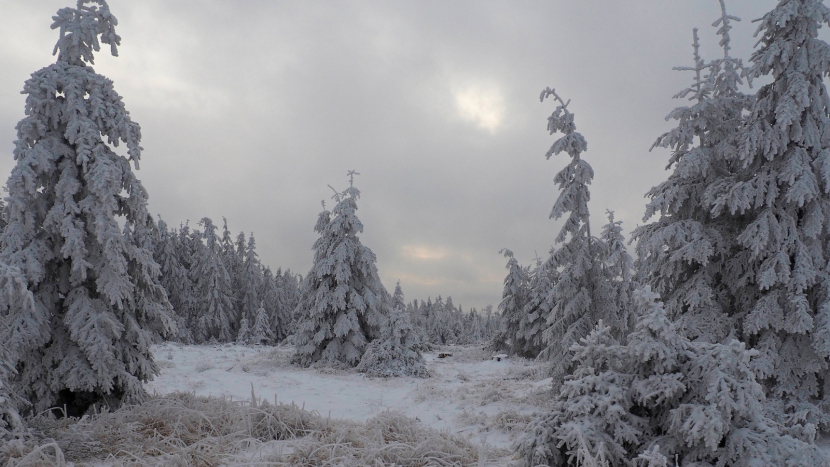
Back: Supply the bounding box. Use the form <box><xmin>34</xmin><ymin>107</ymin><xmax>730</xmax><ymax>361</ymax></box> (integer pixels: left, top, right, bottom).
<box><xmin>0</xmin><ymin>1</ymin><xmax>812</xmax><ymax>310</ymax></box>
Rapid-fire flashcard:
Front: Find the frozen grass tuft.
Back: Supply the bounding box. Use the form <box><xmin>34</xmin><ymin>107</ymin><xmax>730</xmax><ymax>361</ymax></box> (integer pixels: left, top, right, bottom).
<box><xmin>3</xmin><ymin>390</ymin><xmax>503</xmax><ymax>466</ymax></box>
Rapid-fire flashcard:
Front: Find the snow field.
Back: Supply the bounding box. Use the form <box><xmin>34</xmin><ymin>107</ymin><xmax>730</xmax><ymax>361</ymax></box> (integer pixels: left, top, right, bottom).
<box><xmin>2</xmin><ymin>343</ymin><xmax>551</xmax><ymax>466</ymax></box>
<box><xmin>147</xmin><ymin>342</ymin><xmax>551</xmax><ymax>451</ymax></box>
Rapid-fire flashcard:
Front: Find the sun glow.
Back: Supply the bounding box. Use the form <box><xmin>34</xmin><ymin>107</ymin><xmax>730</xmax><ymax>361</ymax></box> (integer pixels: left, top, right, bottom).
<box><xmin>402</xmin><ymin>245</ymin><xmax>447</xmax><ymax>261</ymax></box>
<box><xmin>454</xmin><ymin>84</ymin><xmax>505</xmax><ymax>132</ymax></box>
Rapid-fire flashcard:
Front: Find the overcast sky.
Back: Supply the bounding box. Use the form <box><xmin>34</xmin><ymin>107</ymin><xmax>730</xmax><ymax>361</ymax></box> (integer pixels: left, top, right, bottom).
<box><xmin>0</xmin><ymin>1</ymin><xmax>819</xmax><ymax>311</ymax></box>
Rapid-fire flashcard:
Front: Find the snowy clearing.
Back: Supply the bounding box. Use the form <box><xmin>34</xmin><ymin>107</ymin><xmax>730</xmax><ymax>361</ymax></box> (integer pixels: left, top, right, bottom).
<box><xmin>3</xmin><ymin>343</ymin><xmax>553</xmax><ymax>466</ymax></box>
<box><xmin>147</xmin><ymin>342</ymin><xmax>551</xmax><ymax>451</ymax></box>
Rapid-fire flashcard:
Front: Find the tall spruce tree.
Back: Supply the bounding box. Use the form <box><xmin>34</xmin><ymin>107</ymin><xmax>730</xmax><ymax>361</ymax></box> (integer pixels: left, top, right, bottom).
<box><xmin>154</xmin><ymin>218</ymin><xmax>191</xmax><ymax>343</ymax></box>
<box><xmin>0</xmin><ymin>0</ymin><xmax>174</xmax><ymax>415</ymax></box>
<box><xmin>292</xmin><ymin>172</ymin><xmax>387</xmax><ymax>367</ymax></box>
<box><xmin>189</xmin><ymin>218</ymin><xmax>236</xmax><ymax>343</ymax></box>
<box><xmin>702</xmin><ymin>0</ymin><xmax>830</xmax><ymax>429</ymax></box>
<box><xmin>535</xmin><ymin>89</ymin><xmax>609</xmax><ymax>385</ymax></box>
<box><xmin>495</xmin><ymin>249</ymin><xmax>530</xmax><ymax>354</ymax></box>
<box><xmin>239</xmin><ymin>233</ymin><xmax>262</xmax><ymax>325</ymax></box>
<box><xmin>633</xmin><ymin>4</ymin><xmax>753</xmax><ymax>343</ymax></box>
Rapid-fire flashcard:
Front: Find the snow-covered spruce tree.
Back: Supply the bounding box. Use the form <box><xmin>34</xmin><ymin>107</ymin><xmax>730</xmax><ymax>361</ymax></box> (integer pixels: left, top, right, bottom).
<box><xmin>154</xmin><ymin>218</ymin><xmax>192</xmax><ymax>343</ymax></box>
<box><xmin>514</xmin><ymin>287</ymin><xmax>830</xmax><ymax>467</ymax></box>
<box><xmin>235</xmin><ymin>316</ymin><xmax>250</xmax><ymax>345</ymax></box>
<box><xmin>633</xmin><ymin>5</ymin><xmax>754</xmax><ymax>343</ymax></box>
<box><xmin>260</xmin><ymin>267</ymin><xmax>283</xmax><ymax>343</ymax></box>
<box><xmin>713</xmin><ymin>0</ymin><xmax>830</xmax><ymax>430</ymax></box>
<box><xmin>278</xmin><ymin>268</ymin><xmax>301</xmax><ymax>336</ymax></box>
<box><xmin>535</xmin><ymin>89</ymin><xmax>612</xmax><ymax>384</ymax></box>
<box><xmin>598</xmin><ymin>210</ymin><xmax>635</xmax><ymax>339</ymax></box>
<box><xmin>357</xmin><ymin>304</ymin><xmax>428</xmax><ymax>378</ymax></box>
<box><xmin>0</xmin><ymin>264</ymin><xmax>39</xmax><ymax>438</ymax></box>
<box><xmin>0</xmin><ymin>198</ymin><xmax>7</xmax><ymax>235</ymax></box>
<box><xmin>493</xmin><ymin>249</ymin><xmax>529</xmax><ymax>353</ymax></box>
<box><xmin>292</xmin><ymin>172</ymin><xmax>387</xmax><ymax>367</ymax></box>
<box><xmin>517</xmin><ymin>255</ymin><xmax>555</xmax><ymax>358</ymax></box>
<box><xmin>0</xmin><ymin>0</ymin><xmax>174</xmax><ymax>415</ymax></box>
<box><xmin>249</xmin><ymin>301</ymin><xmax>274</xmax><ymax>345</ymax></box>
<box><xmin>122</xmin><ymin>215</ymin><xmax>171</xmax><ymax>347</ymax></box>
<box><xmin>239</xmin><ymin>233</ymin><xmax>263</xmax><ymax>325</ymax></box>
<box><xmin>189</xmin><ymin>217</ymin><xmax>236</xmax><ymax>343</ymax></box>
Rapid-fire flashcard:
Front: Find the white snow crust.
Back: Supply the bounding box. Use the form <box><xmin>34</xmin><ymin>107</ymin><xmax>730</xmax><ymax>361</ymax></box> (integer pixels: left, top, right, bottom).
<box><xmin>146</xmin><ymin>342</ymin><xmax>551</xmax><ymax>450</ymax></box>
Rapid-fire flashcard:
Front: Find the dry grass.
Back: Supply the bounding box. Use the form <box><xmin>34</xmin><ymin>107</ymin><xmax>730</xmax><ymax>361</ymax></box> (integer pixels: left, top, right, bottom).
<box><xmin>2</xmin><ymin>390</ymin><xmax>503</xmax><ymax>466</ymax></box>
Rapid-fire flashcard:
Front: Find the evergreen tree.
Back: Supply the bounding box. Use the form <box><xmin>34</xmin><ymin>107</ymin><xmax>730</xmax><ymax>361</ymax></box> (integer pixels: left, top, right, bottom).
<box><xmin>633</xmin><ymin>5</ymin><xmax>753</xmax><ymax>343</ymax></box>
<box><xmin>535</xmin><ymin>89</ymin><xmax>608</xmax><ymax>385</ymax></box>
<box><xmin>0</xmin><ymin>264</ymin><xmax>40</xmax><ymax>437</ymax></box>
<box><xmin>154</xmin><ymin>218</ymin><xmax>192</xmax><ymax>343</ymax></box>
<box><xmin>190</xmin><ymin>217</ymin><xmax>236</xmax><ymax>343</ymax></box>
<box><xmin>249</xmin><ymin>301</ymin><xmax>274</xmax><ymax>345</ymax></box>
<box><xmin>0</xmin><ymin>0</ymin><xmax>174</xmax><ymax>415</ymax></box>
<box><xmin>708</xmin><ymin>0</ymin><xmax>830</xmax><ymax>428</ymax></box>
<box><xmin>293</xmin><ymin>172</ymin><xmax>388</xmax><ymax>367</ymax></box>
<box><xmin>0</xmin><ymin>198</ymin><xmax>7</xmax><ymax>235</ymax></box>
<box><xmin>517</xmin><ymin>255</ymin><xmax>555</xmax><ymax>358</ymax></box>
<box><xmin>392</xmin><ymin>281</ymin><xmax>405</xmax><ymax>310</ymax></box>
<box><xmin>597</xmin><ymin>210</ymin><xmax>635</xmax><ymax>339</ymax></box>
<box><xmin>515</xmin><ymin>287</ymin><xmax>830</xmax><ymax>467</ymax></box>
<box><xmin>278</xmin><ymin>268</ymin><xmax>301</xmax><ymax>336</ymax></box>
<box><xmin>357</xmin><ymin>306</ymin><xmax>428</xmax><ymax>378</ymax></box>
<box><xmin>236</xmin><ymin>316</ymin><xmax>250</xmax><ymax>345</ymax></box>
<box><xmin>238</xmin><ymin>233</ymin><xmax>262</xmax><ymax>327</ymax></box>
<box><xmin>494</xmin><ymin>249</ymin><xmax>529</xmax><ymax>353</ymax></box>
<box><xmin>260</xmin><ymin>267</ymin><xmax>283</xmax><ymax>343</ymax></box>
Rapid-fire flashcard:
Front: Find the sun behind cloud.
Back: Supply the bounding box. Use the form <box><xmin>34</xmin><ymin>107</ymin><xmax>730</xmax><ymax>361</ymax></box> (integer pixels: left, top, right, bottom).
<box><xmin>454</xmin><ymin>84</ymin><xmax>505</xmax><ymax>132</ymax></box>
<box><xmin>402</xmin><ymin>244</ymin><xmax>448</xmax><ymax>261</ymax></box>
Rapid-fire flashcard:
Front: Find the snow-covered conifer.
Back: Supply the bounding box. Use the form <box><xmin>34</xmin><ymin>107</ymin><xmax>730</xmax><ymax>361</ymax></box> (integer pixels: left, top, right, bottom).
<box><xmin>236</xmin><ymin>316</ymin><xmax>250</xmax><ymax>345</ymax></box>
<box><xmin>190</xmin><ymin>218</ymin><xmax>236</xmax><ymax>343</ymax></box>
<box><xmin>260</xmin><ymin>267</ymin><xmax>282</xmax><ymax>343</ymax></box>
<box><xmin>239</xmin><ymin>233</ymin><xmax>262</xmax><ymax>326</ymax></box>
<box><xmin>278</xmin><ymin>268</ymin><xmax>301</xmax><ymax>336</ymax></box>
<box><xmin>0</xmin><ymin>264</ymin><xmax>40</xmax><ymax>437</ymax></box>
<box><xmin>0</xmin><ymin>0</ymin><xmax>174</xmax><ymax>415</ymax></box>
<box><xmin>249</xmin><ymin>301</ymin><xmax>274</xmax><ymax>345</ymax></box>
<box><xmin>515</xmin><ymin>287</ymin><xmax>830</xmax><ymax>466</ymax></box>
<box><xmin>703</xmin><ymin>0</ymin><xmax>830</xmax><ymax>429</ymax></box>
<box><xmin>494</xmin><ymin>249</ymin><xmax>529</xmax><ymax>353</ymax></box>
<box><xmin>392</xmin><ymin>281</ymin><xmax>405</xmax><ymax>310</ymax></box>
<box><xmin>633</xmin><ymin>5</ymin><xmax>753</xmax><ymax>342</ymax></box>
<box><xmin>517</xmin><ymin>255</ymin><xmax>555</xmax><ymax>358</ymax></box>
<box><xmin>357</xmin><ymin>306</ymin><xmax>428</xmax><ymax>378</ymax></box>
<box><xmin>293</xmin><ymin>173</ymin><xmax>388</xmax><ymax>367</ymax></box>
<box><xmin>535</xmin><ymin>89</ymin><xmax>609</xmax><ymax>384</ymax></box>
<box><xmin>154</xmin><ymin>219</ymin><xmax>192</xmax><ymax>343</ymax></box>
<box><xmin>597</xmin><ymin>210</ymin><xmax>635</xmax><ymax>338</ymax></box>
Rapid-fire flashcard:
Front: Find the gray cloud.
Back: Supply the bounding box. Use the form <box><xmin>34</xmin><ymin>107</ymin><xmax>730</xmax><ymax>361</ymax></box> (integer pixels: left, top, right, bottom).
<box><xmin>0</xmin><ymin>1</ymin><xmax>813</xmax><ymax>310</ymax></box>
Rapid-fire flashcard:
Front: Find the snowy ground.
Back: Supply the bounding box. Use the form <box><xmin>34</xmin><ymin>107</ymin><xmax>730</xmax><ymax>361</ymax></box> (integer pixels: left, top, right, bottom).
<box><xmin>146</xmin><ymin>342</ymin><xmax>552</xmax><ymax>451</ymax></box>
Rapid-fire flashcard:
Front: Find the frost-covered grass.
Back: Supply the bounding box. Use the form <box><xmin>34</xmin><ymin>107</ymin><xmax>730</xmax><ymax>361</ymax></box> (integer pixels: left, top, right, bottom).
<box><xmin>3</xmin><ymin>343</ymin><xmax>549</xmax><ymax>466</ymax></box>
<box><xmin>3</xmin><ymin>391</ymin><xmax>498</xmax><ymax>466</ymax></box>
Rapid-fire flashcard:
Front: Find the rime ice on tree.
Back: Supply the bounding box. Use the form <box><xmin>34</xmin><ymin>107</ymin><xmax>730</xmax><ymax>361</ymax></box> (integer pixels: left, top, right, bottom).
<box><xmin>535</xmin><ymin>89</ymin><xmax>621</xmax><ymax>383</ymax></box>
<box><xmin>190</xmin><ymin>218</ymin><xmax>237</xmax><ymax>343</ymax></box>
<box><xmin>634</xmin><ymin>3</ymin><xmax>753</xmax><ymax>343</ymax></box>
<box><xmin>293</xmin><ymin>172</ymin><xmax>388</xmax><ymax>367</ymax></box>
<box><xmin>514</xmin><ymin>287</ymin><xmax>830</xmax><ymax>467</ymax></box>
<box><xmin>0</xmin><ymin>0</ymin><xmax>174</xmax><ymax>415</ymax></box>
<box><xmin>358</xmin><ymin>282</ymin><xmax>427</xmax><ymax>378</ymax></box>
<box><xmin>713</xmin><ymin>0</ymin><xmax>830</xmax><ymax>428</ymax></box>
